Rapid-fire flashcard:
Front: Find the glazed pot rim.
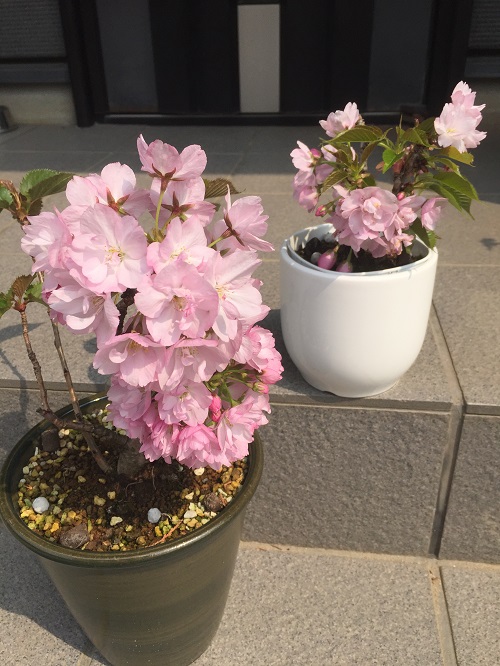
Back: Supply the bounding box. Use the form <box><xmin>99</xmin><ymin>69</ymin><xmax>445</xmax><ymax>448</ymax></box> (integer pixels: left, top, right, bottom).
<box><xmin>0</xmin><ymin>393</ymin><xmax>263</xmax><ymax>568</ymax></box>
<box><xmin>283</xmin><ymin>223</ymin><xmax>437</xmax><ymax>277</ymax></box>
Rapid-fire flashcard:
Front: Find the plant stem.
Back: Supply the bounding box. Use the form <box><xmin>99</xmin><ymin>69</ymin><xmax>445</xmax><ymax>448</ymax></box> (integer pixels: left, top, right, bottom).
<box><xmin>49</xmin><ymin>317</ymin><xmax>112</xmax><ymax>474</ymax></box>
<box><xmin>19</xmin><ymin>307</ymin><xmax>51</xmax><ymax>413</ymax></box>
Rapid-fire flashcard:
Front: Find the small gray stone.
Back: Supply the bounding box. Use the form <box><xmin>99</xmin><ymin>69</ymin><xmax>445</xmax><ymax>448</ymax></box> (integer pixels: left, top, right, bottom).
<box><xmin>117</xmin><ymin>438</ymin><xmax>147</xmax><ymax>478</ymax></box>
<box><xmin>59</xmin><ymin>524</ymin><xmax>90</xmax><ymax>549</ymax></box>
<box><xmin>41</xmin><ymin>428</ymin><xmax>60</xmax><ymax>452</ymax></box>
<box><xmin>203</xmin><ymin>492</ymin><xmax>226</xmax><ymax>513</ymax></box>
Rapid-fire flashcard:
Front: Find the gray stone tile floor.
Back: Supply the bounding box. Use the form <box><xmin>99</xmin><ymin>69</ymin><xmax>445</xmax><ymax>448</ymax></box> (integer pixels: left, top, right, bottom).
<box><xmin>1</xmin><ymin>81</ymin><xmax>500</xmax><ymax>663</ymax></box>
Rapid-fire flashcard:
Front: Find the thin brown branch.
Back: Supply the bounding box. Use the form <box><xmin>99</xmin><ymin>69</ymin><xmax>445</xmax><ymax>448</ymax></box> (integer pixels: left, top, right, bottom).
<box><xmin>19</xmin><ymin>306</ymin><xmax>51</xmax><ymax>412</ymax></box>
<box><xmin>49</xmin><ymin>318</ymin><xmax>112</xmax><ymax>474</ymax></box>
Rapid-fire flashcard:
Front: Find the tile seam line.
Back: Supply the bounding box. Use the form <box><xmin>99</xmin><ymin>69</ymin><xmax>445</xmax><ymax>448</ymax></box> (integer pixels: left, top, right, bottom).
<box><xmin>428</xmin><ymin>559</ymin><xmax>459</xmax><ymax>666</ymax></box>
<box><xmin>240</xmin><ymin>541</ymin><xmax>500</xmax><ymax>571</ymax></box>
<box><xmin>427</xmin><ymin>305</ymin><xmax>465</xmax><ymax>557</ymax></box>
<box><xmin>268</xmin><ymin>400</ymin><xmax>450</xmax><ymax>415</ymax></box>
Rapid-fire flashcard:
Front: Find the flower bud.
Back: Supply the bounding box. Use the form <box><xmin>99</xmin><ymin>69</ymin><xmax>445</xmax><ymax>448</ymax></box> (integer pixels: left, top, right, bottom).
<box><xmin>336</xmin><ymin>261</ymin><xmax>352</xmax><ymax>273</ymax></box>
<box><xmin>310</xmin><ymin>148</ymin><xmax>321</xmax><ymax>159</ymax></box>
<box><xmin>254</xmin><ymin>381</ymin><xmax>269</xmax><ymax>394</ymax></box>
<box><xmin>397</xmin><ymin>192</ymin><xmax>405</xmax><ymax>201</ymax></box>
<box><xmin>317</xmin><ymin>250</ymin><xmax>336</xmax><ymax>270</ymax></box>
<box><xmin>315</xmin><ymin>205</ymin><xmax>327</xmax><ymax>217</ymax></box>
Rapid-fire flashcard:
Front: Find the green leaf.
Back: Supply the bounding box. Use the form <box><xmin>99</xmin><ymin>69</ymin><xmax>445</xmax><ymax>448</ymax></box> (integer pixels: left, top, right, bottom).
<box><xmin>332</xmin><ymin>126</ymin><xmax>383</xmax><ymax>144</ymax></box>
<box><xmin>203</xmin><ymin>178</ymin><xmax>239</xmax><ymax>199</ymax></box>
<box><xmin>399</xmin><ymin>127</ymin><xmax>430</xmax><ymax>147</ymax></box>
<box><xmin>433</xmin><ymin>171</ymin><xmax>478</xmax><ymax>200</ymax></box>
<box><xmin>409</xmin><ymin>218</ymin><xmax>436</xmax><ymax>249</ymax></box>
<box><xmin>415</xmin><ymin>117</ymin><xmax>436</xmax><ymax>134</ymax></box>
<box><xmin>25</xmin><ymin>280</ymin><xmax>44</xmax><ymax>305</ymax></box>
<box><xmin>422</xmin><ymin>180</ymin><xmax>471</xmax><ymax>214</ymax></box>
<box><xmin>381</xmin><ymin>148</ymin><xmax>403</xmax><ymax>174</ymax></box>
<box><xmin>441</xmin><ymin>146</ymin><xmax>474</xmax><ymax>165</ymax></box>
<box><xmin>0</xmin><ymin>186</ymin><xmax>13</xmax><ymax>210</ymax></box>
<box><xmin>19</xmin><ymin>169</ymin><xmax>73</xmax><ymax>202</ymax></box>
<box><xmin>0</xmin><ymin>289</ymin><xmax>14</xmax><ymax>317</ymax></box>
<box><xmin>360</xmin><ymin>141</ymin><xmax>379</xmax><ymax>165</ymax></box>
<box><xmin>320</xmin><ymin>170</ymin><xmax>347</xmax><ymax>193</ymax></box>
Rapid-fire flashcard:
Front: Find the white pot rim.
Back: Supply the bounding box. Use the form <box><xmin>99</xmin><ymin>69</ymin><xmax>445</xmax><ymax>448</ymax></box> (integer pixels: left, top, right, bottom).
<box><xmin>283</xmin><ymin>223</ymin><xmax>437</xmax><ymax>278</ymax></box>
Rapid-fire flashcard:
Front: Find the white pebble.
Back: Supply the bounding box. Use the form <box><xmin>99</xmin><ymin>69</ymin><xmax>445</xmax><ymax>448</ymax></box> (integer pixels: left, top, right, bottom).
<box><xmin>110</xmin><ymin>516</ymin><xmax>123</xmax><ymax>526</ymax></box>
<box><xmin>184</xmin><ymin>510</ymin><xmax>197</xmax><ymax>519</ymax></box>
<box><xmin>147</xmin><ymin>508</ymin><xmax>162</xmax><ymax>524</ymax></box>
<box><xmin>193</xmin><ymin>467</ymin><xmax>205</xmax><ymax>476</ymax></box>
<box><xmin>32</xmin><ymin>497</ymin><xmax>49</xmax><ymax>514</ymax></box>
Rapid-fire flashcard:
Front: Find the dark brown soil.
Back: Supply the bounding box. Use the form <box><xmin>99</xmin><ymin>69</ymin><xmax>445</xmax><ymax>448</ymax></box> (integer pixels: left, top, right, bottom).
<box><xmin>16</xmin><ymin>409</ymin><xmax>247</xmax><ymax>552</ymax></box>
<box><xmin>298</xmin><ymin>236</ymin><xmax>419</xmax><ymax>272</ymax></box>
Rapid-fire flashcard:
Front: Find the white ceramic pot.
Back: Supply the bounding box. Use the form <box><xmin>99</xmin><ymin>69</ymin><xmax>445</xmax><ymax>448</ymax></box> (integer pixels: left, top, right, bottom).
<box><xmin>280</xmin><ymin>224</ymin><xmax>438</xmax><ymax>397</ymax></box>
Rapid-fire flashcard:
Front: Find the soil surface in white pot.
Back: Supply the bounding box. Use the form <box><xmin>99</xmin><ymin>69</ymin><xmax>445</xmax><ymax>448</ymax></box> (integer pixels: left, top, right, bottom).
<box><xmin>15</xmin><ymin>407</ymin><xmax>247</xmax><ymax>552</ymax></box>
<box><xmin>299</xmin><ymin>235</ymin><xmax>421</xmax><ymax>272</ymax></box>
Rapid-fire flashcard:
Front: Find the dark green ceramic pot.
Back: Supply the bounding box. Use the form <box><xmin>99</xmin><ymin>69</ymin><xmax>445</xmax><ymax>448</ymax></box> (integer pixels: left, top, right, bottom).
<box><xmin>0</xmin><ymin>395</ymin><xmax>263</xmax><ymax>666</ymax></box>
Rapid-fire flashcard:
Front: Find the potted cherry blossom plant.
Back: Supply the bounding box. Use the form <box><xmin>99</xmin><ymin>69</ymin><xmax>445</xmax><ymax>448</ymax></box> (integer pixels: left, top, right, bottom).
<box><xmin>0</xmin><ymin>136</ymin><xmax>282</xmax><ymax>666</ymax></box>
<box><xmin>281</xmin><ymin>81</ymin><xmax>486</xmax><ymax>397</ymax></box>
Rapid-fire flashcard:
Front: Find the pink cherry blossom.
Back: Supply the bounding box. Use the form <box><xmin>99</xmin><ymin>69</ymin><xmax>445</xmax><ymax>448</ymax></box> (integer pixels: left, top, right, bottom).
<box><xmin>435</xmin><ymin>85</ymin><xmax>486</xmax><ymax>153</ymax></box>
<box><xmin>216</xmin><ymin>391</ymin><xmax>270</xmax><ymax>463</ymax></box>
<box><xmin>135</xmin><ymin>261</ymin><xmax>219</xmax><ymax>346</ymax></box>
<box><xmin>237</xmin><ymin>326</ymin><xmax>283</xmax><ymax>384</ymax></box>
<box><xmin>205</xmin><ymin>251</ymin><xmax>268</xmax><ymax>342</ymax></box>
<box><xmin>211</xmin><ymin>192</ymin><xmax>274</xmax><ymax>253</ymax></box>
<box><xmin>320</xmin><ymin>102</ymin><xmax>361</xmax><ymax>137</ymax></box>
<box><xmin>157</xmin><ymin>381</ymin><xmax>213</xmax><ymax>426</ymax></box>
<box><xmin>150</xmin><ymin>177</ymin><xmax>215</xmax><ymax>227</ymax></box>
<box><xmin>69</xmin><ymin>204</ymin><xmax>148</xmax><ymax>293</ymax></box>
<box><xmin>421</xmin><ymin>198</ymin><xmax>445</xmax><ymax>230</ymax></box>
<box><xmin>290</xmin><ymin>141</ymin><xmax>319</xmax><ymax>172</ymax></box>
<box><xmin>21</xmin><ymin>211</ymin><xmax>73</xmax><ymax>272</ymax></box>
<box><xmin>106</xmin><ymin>377</ymin><xmax>153</xmax><ymax>433</ymax></box>
<box><xmin>157</xmin><ymin>337</ymin><xmax>228</xmax><ymax>391</ymax></box>
<box><xmin>335</xmin><ymin>187</ymin><xmax>399</xmax><ymax>252</ymax></box>
<box><xmin>451</xmin><ymin>81</ymin><xmax>485</xmax><ymax>118</ymax></box>
<box><xmin>66</xmin><ymin>163</ymin><xmax>150</xmax><ymax>217</ymax></box>
<box><xmin>137</xmin><ymin>135</ymin><xmax>207</xmax><ymax>181</ymax></box>
<box><xmin>147</xmin><ymin>217</ymin><xmax>215</xmax><ymax>273</ymax></box>
<box><xmin>174</xmin><ymin>425</ymin><xmax>219</xmax><ymax>468</ymax></box>
<box><xmin>44</xmin><ymin>270</ymin><xmax>119</xmax><ymax>345</ymax></box>
<box><xmin>93</xmin><ymin>332</ymin><xmax>166</xmax><ymax>387</ymax></box>
<box><xmin>139</xmin><ymin>404</ymin><xmax>180</xmax><ymax>462</ymax></box>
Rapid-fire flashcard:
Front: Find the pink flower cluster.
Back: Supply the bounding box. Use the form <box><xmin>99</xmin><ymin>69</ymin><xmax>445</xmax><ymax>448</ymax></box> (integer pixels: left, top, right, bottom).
<box><xmin>329</xmin><ymin>186</ymin><xmax>444</xmax><ymax>258</ymax></box>
<box><xmin>291</xmin><ymin>83</ymin><xmax>485</xmax><ymax>263</ymax></box>
<box><xmin>21</xmin><ymin>136</ymin><xmax>282</xmax><ymax>469</ymax></box>
<box><xmin>435</xmin><ymin>81</ymin><xmax>487</xmax><ymax>153</ymax></box>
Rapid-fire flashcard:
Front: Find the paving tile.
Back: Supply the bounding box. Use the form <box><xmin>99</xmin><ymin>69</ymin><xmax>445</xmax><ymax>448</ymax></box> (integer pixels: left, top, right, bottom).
<box><xmin>193</xmin><ymin>548</ymin><xmax>441</xmax><ymax>666</ymax></box>
<box><xmin>4</xmin><ymin>124</ymin><xmax>140</xmax><ymax>153</ymax></box>
<box><xmin>0</xmin><ymin>151</ymin><xmax>112</xmax><ymax>173</ymax></box>
<box><xmin>465</xmin><ymin>111</ymin><xmax>500</xmax><ymax>197</ymax></box>
<box><xmin>0</xmin><ymin>527</ymin><xmax>87</xmax><ymax>666</ymax></box>
<box><xmin>0</xmin><ymin>299</ymin><xmax>104</xmax><ymax>391</ymax></box>
<box><xmin>441</xmin><ymin>564</ymin><xmax>500</xmax><ymax>666</ymax></box>
<box><xmin>232</xmin><ymin>153</ymin><xmax>295</xmax><ymax>193</ymax></box>
<box><xmin>243</xmin><ymin>403</ymin><xmax>448</xmax><ymax>555</ymax></box>
<box><xmin>258</xmin><ymin>193</ymin><xmax>312</xmax><ymax>252</ymax></box>
<box><xmin>249</xmin><ymin>124</ymin><xmax>325</xmax><ymax>153</ymax></box>
<box><xmin>440</xmin><ymin>414</ymin><xmax>500</xmax><ymax>563</ymax></box>
<box><xmin>433</xmin><ymin>265</ymin><xmax>500</xmax><ymax>413</ymax></box>
<box><xmin>436</xmin><ymin>199</ymin><xmax>500</xmax><ymax>267</ymax></box>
